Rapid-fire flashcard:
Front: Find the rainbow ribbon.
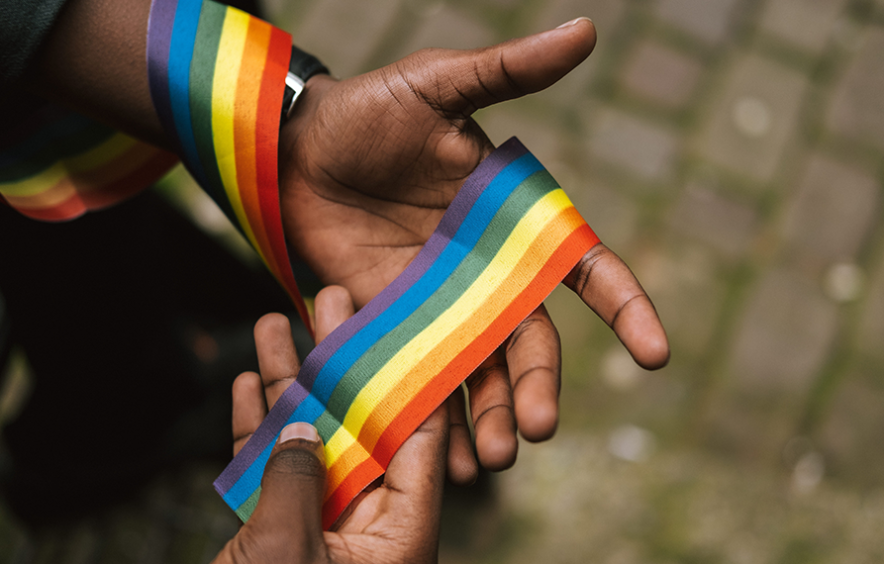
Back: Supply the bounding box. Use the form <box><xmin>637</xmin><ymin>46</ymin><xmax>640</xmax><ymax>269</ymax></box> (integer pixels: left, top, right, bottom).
<box><xmin>146</xmin><ymin>0</ymin><xmax>309</xmax><ymax>327</ymax></box>
<box><xmin>215</xmin><ymin>137</ymin><xmax>600</xmax><ymax>528</ymax></box>
<box><xmin>0</xmin><ymin>106</ymin><xmax>177</xmax><ymax>220</ymax></box>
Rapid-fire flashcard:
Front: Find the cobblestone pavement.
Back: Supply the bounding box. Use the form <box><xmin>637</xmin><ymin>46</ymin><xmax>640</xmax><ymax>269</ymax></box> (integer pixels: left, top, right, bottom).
<box><xmin>3</xmin><ymin>0</ymin><xmax>884</xmax><ymax>562</ymax></box>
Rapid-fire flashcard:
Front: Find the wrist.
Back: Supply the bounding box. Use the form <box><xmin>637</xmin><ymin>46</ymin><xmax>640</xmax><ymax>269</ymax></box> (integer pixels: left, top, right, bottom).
<box><xmin>278</xmin><ymin>73</ymin><xmax>337</xmax><ymax>155</ymax></box>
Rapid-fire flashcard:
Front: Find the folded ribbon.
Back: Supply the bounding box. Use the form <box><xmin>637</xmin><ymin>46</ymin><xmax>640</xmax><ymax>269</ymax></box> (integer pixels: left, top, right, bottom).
<box><xmin>215</xmin><ymin>137</ymin><xmax>600</xmax><ymax>528</ymax></box>
<box><xmin>147</xmin><ymin>0</ymin><xmax>310</xmax><ymax>329</ymax></box>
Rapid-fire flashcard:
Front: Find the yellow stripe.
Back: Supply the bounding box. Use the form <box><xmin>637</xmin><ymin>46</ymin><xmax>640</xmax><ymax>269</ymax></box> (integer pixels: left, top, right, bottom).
<box><xmin>324</xmin><ymin>426</ymin><xmax>359</xmax><ymax>467</ymax></box>
<box><xmin>0</xmin><ymin>134</ymin><xmax>137</xmax><ymax>197</ymax></box>
<box><xmin>212</xmin><ymin>9</ymin><xmax>263</xmax><ymax>257</ymax></box>
<box><xmin>4</xmin><ymin>181</ymin><xmax>76</xmax><ymax>208</ymax></box>
<box><xmin>323</xmin><ymin>189</ymin><xmax>576</xmax><ymax>465</ymax></box>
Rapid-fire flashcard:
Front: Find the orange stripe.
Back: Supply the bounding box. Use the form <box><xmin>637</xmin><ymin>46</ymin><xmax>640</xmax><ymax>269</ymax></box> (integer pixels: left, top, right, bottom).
<box><xmin>234</xmin><ymin>18</ymin><xmax>281</xmax><ymax>281</ymax></box>
<box><xmin>323</xmin><ymin>441</ymin><xmax>369</xmax><ymax>500</ymax></box>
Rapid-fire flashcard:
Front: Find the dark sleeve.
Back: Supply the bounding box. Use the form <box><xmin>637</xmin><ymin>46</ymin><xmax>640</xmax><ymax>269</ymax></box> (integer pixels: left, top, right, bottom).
<box><xmin>0</xmin><ymin>0</ymin><xmax>70</xmax><ymax>86</ymax></box>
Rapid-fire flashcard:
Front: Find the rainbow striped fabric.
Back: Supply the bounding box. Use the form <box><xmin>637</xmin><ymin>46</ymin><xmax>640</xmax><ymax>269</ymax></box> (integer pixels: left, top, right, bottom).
<box><xmin>0</xmin><ymin>106</ymin><xmax>177</xmax><ymax>221</ymax></box>
<box><xmin>215</xmin><ymin>137</ymin><xmax>600</xmax><ymax>528</ymax></box>
<box><xmin>147</xmin><ymin>0</ymin><xmax>309</xmax><ymax>325</ymax></box>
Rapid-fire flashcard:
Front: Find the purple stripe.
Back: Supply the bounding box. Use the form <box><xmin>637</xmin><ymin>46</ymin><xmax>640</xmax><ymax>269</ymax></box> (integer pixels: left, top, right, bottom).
<box><xmin>215</xmin><ymin>137</ymin><xmax>528</xmax><ymax>491</ymax></box>
<box><xmin>146</xmin><ymin>0</ymin><xmax>179</xmax><ymax>152</ymax></box>
<box><xmin>216</xmin><ymin>380</ymin><xmax>311</xmax><ymax>489</ymax></box>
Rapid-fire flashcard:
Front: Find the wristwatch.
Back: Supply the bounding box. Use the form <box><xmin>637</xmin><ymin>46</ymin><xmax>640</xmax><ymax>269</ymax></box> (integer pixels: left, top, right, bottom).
<box><xmin>281</xmin><ymin>46</ymin><xmax>330</xmax><ymax>122</ymax></box>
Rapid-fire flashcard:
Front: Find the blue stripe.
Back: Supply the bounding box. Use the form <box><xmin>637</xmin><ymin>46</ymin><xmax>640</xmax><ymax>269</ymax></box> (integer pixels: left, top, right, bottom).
<box><xmin>167</xmin><ymin>0</ymin><xmax>208</xmax><ymax>186</ymax></box>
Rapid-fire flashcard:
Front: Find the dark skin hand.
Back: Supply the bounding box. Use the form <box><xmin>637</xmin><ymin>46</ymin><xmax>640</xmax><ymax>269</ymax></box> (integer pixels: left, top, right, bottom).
<box><xmin>218</xmin><ymin>286</ymin><xmax>448</xmax><ymax>564</ymax></box>
<box><xmin>25</xmin><ymin>1</ymin><xmax>668</xmax><ymax>481</ymax></box>
<box><xmin>277</xmin><ymin>19</ymin><xmax>668</xmax><ymax>476</ymax></box>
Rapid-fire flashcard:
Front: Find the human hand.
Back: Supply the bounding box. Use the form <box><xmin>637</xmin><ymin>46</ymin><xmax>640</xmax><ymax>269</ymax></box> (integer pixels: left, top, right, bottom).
<box><xmin>278</xmin><ymin>18</ymin><xmax>668</xmax><ymax>481</ymax></box>
<box><xmin>216</xmin><ymin>286</ymin><xmax>448</xmax><ymax>564</ymax></box>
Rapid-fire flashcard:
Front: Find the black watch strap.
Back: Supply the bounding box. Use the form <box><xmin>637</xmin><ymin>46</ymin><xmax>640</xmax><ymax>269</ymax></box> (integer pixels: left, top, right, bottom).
<box><xmin>281</xmin><ymin>46</ymin><xmax>330</xmax><ymax>122</ymax></box>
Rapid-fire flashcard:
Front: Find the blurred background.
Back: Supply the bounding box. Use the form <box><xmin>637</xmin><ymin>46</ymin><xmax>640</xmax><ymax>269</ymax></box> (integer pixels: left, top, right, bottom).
<box><xmin>2</xmin><ymin>0</ymin><xmax>884</xmax><ymax>561</ymax></box>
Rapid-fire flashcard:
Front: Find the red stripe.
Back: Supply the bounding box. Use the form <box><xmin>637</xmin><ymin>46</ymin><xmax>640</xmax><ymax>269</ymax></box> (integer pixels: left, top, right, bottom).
<box><xmin>9</xmin><ymin>191</ymin><xmax>86</xmax><ymax>221</ymax></box>
<box><xmin>321</xmin><ymin>457</ymin><xmax>384</xmax><ymax>530</ymax></box>
<box><xmin>254</xmin><ymin>27</ymin><xmax>313</xmax><ymax>335</ymax></box>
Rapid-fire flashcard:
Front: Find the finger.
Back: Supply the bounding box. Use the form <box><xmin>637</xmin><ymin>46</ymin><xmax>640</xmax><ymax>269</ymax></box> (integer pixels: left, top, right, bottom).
<box><xmin>232</xmin><ymin>371</ymin><xmax>267</xmax><ymax>456</ymax></box>
<box><xmin>384</xmin><ymin>404</ymin><xmax>449</xmax><ymax>499</ymax></box>
<box><xmin>466</xmin><ymin>350</ymin><xmax>518</xmax><ymax>471</ymax></box>
<box><xmin>446</xmin><ymin>386</ymin><xmax>478</xmax><ymax>486</ymax></box>
<box><xmin>254</xmin><ymin>313</ymin><xmax>300</xmax><ymax>409</ymax></box>
<box><xmin>505</xmin><ymin>304</ymin><xmax>561</xmax><ymax>442</ymax></box>
<box><xmin>314</xmin><ymin>285</ymin><xmax>355</xmax><ymax>344</ymax></box>
<box><xmin>426</xmin><ymin>17</ymin><xmax>596</xmax><ymax>115</ymax></box>
<box><xmin>564</xmin><ymin>243</ymin><xmax>670</xmax><ymax>369</ymax></box>
<box><xmin>378</xmin><ymin>405</ymin><xmax>449</xmax><ymax>548</ymax></box>
<box><xmin>246</xmin><ymin>423</ymin><xmax>329</xmax><ymax>562</ymax></box>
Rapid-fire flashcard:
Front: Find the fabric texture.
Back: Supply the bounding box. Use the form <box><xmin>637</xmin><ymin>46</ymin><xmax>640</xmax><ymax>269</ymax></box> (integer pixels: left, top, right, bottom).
<box><xmin>0</xmin><ymin>0</ymin><xmax>68</xmax><ymax>86</ymax></box>
<box><xmin>215</xmin><ymin>137</ymin><xmax>600</xmax><ymax>528</ymax></box>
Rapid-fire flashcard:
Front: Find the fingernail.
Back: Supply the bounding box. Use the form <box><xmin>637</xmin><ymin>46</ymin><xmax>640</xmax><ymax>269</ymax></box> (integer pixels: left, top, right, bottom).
<box><xmin>279</xmin><ymin>422</ymin><xmax>320</xmax><ymax>443</ymax></box>
<box><xmin>556</xmin><ymin>16</ymin><xmax>592</xmax><ymax>29</ymax></box>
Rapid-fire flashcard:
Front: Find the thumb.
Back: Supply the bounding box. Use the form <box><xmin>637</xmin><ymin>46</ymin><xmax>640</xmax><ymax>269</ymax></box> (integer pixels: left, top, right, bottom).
<box><xmin>419</xmin><ymin>17</ymin><xmax>596</xmax><ymax>115</ymax></box>
<box><xmin>246</xmin><ymin>423</ymin><xmax>329</xmax><ymax>562</ymax></box>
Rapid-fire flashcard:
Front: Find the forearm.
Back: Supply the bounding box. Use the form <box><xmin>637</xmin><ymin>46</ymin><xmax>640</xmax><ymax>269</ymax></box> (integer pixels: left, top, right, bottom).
<box><xmin>21</xmin><ymin>0</ymin><xmax>168</xmax><ymax>149</ymax></box>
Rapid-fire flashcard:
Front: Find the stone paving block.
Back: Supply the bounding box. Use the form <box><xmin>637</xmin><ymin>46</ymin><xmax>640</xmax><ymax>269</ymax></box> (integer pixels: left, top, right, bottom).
<box><xmin>818</xmin><ymin>369</ymin><xmax>884</xmax><ymax>488</ymax></box>
<box><xmin>397</xmin><ymin>4</ymin><xmax>495</xmax><ymax>57</ymax></box>
<box><xmin>758</xmin><ymin>0</ymin><xmax>850</xmax><ymax>54</ymax></box>
<box><xmin>586</xmin><ymin>106</ymin><xmax>681</xmax><ymax>182</ymax></box>
<box><xmin>568</xmin><ymin>180</ymin><xmax>640</xmax><ymax>250</ymax></box>
<box><xmin>653</xmin><ymin>0</ymin><xmax>743</xmax><ymax>44</ymax></box>
<box><xmin>729</xmin><ymin>267</ymin><xmax>838</xmax><ymax>395</ymax></box>
<box><xmin>667</xmin><ymin>182</ymin><xmax>758</xmax><ymax>260</ymax></box>
<box><xmin>781</xmin><ymin>154</ymin><xmax>880</xmax><ymax>269</ymax></box>
<box><xmin>695</xmin><ymin>54</ymin><xmax>808</xmax><ymax>185</ymax></box>
<box><xmin>637</xmin><ymin>246</ymin><xmax>727</xmax><ymax>358</ymax></box>
<box><xmin>532</xmin><ymin>0</ymin><xmax>628</xmax><ymax>106</ymax></box>
<box><xmin>474</xmin><ymin>106</ymin><xmax>565</xmax><ymax>166</ymax></box>
<box><xmin>294</xmin><ymin>0</ymin><xmax>404</xmax><ymax>77</ymax></box>
<box><xmin>826</xmin><ymin>28</ymin><xmax>884</xmax><ymax>152</ymax></box>
<box><xmin>621</xmin><ymin>39</ymin><xmax>703</xmax><ymax>108</ymax></box>
<box><xmin>534</xmin><ymin>0</ymin><xmax>626</xmax><ymax>32</ymax></box>
<box><xmin>859</xmin><ymin>252</ymin><xmax>884</xmax><ymax>363</ymax></box>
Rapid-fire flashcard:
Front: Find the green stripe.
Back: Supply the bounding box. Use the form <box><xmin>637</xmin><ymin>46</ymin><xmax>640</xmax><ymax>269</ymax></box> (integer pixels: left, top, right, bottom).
<box><xmin>188</xmin><ymin>3</ymin><xmax>238</xmax><ymax>224</ymax></box>
<box><xmin>236</xmin><ymin>487</ymin><xmax>261</xmax><ymax>519</ymax></box>
<box><xmin>325</xmin><ymin>170</ymin><xmax>559</xmax><ymax>419</ymax></box>
<box><xmin>315</xmin><ymin>411</ymin><xmax>340</xmax><ymax>441</ymax></box>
